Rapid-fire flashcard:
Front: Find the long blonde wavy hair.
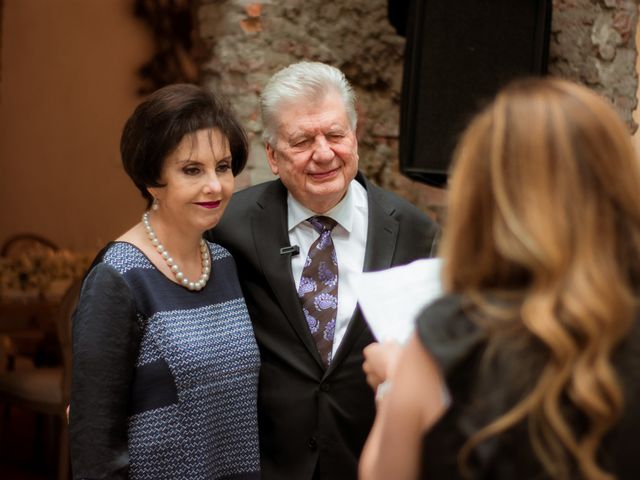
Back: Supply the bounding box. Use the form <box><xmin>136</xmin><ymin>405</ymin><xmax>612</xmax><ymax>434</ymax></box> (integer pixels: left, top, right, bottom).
<box><xmin>440</xmin><ymin>78</ymin><xmax>640</xmax><ymax>479</ymax></box>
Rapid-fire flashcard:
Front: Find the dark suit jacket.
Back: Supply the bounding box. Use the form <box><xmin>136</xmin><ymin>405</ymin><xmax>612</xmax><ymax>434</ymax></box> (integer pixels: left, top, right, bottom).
<box><xmin>207</xmin><ymin>172</ymin><xmax>439</xmax><ymax>480</ymax></box>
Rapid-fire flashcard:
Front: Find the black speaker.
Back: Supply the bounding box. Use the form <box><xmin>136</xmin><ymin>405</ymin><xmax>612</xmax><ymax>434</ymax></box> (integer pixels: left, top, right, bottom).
<box><xmin>394</xmin><ymin>0</ymin><xmax>552</xmax><ymax>187</ymax></box>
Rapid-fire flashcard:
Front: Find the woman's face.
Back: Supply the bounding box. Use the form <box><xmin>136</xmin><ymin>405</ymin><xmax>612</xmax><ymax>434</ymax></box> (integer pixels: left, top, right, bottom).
<box><xmin>148</xmin><ymin>128</ymin><xmax>234</xmax><ymax>235</ymax></box>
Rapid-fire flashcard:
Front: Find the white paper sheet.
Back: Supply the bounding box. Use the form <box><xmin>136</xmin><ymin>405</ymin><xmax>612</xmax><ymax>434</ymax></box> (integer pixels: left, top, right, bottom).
<box><xmin>355</xmin><ymin>258</ymin><xmax>444</xmax><ymax>344</ymax></box>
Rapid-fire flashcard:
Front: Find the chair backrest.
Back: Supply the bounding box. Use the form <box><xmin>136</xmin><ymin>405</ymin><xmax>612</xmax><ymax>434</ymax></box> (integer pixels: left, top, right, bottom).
<box><xmin>1</xmin><ymin>233</ymin><xmax>59</xmax><ymax>257</ymax></box>
<box><xmin>56</xmin><ymin>278</ymin><xmax>82</xmax><ymax>404</ymax></box>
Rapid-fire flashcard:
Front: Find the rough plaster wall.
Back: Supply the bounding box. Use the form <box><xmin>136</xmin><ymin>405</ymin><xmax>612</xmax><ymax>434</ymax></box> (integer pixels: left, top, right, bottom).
<box><xmin>196</xmin><ymin>0</ymin><xmax>638</xmax><ymax>217</ymax></box>
<box><xmin>550</xmin><ymin>0</ymin><xmax>639</xmax><ymax>131</ymax></box>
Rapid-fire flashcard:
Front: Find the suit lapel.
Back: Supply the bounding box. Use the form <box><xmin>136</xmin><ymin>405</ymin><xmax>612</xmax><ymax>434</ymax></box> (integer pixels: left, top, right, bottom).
<box><xmin>361</xmin><ymin>179</ymin><xmax>399</xmax><ymax>273</ymax></box>
<box><xmin>252</xmin><ymin>181</ymin><xmax>325</xmax><ymax>368</ymax></box>
<box><xmin>326</xmin><ymin>174</ymin><xmax>399</xmax><ymax>376</ymax></box>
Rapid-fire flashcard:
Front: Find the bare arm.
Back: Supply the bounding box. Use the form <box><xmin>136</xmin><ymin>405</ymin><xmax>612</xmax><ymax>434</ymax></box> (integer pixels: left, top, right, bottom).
<box><xmin>359</xmin><ymin>333</ymin><xmax>448</xmax><ymax>480</ymax></box>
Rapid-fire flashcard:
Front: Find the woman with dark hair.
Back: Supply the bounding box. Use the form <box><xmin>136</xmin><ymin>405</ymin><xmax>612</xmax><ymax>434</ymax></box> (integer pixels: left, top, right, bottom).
<box><xmin>70</xmin><ymin>84</ymin><xmax>260</xmax><ymax>479</ymax></box>
<box><xmin>359</xmin><ymin>78</ymin><xmax>640</xmax><ymax>479</ymax></box>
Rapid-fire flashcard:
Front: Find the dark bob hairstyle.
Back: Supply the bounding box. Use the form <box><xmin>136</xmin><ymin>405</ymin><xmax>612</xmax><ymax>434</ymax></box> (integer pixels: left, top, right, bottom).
<box><xmin>120</xmin><ymin>84</ymin><xmax>248</xmax><ymax>207</ymax></box>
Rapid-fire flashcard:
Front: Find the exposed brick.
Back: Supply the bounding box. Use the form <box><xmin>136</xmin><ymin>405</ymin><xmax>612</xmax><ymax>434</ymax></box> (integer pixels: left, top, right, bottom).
<box><xmin>240</xmin><ymin>18</ymin><xmax>262</xmax><ymax>34</ymax></box>
<box><xmin>245</xmin><ymin>3</ymin><xmax>262</xmax><ymax>18</ymax></box>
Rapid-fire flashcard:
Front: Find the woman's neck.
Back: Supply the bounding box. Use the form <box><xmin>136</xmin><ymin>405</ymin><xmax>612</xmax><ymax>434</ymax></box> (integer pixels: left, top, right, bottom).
<box><xmin>149</xmin><ymin>212</ymin><xmax>202</xmax><ymax>263</ymax></box>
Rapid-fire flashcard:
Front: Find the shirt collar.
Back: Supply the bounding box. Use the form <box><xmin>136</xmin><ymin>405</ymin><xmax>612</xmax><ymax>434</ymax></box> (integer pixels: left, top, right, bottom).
<box><xmin>287</xmin><ymin>181</ymin><xmax>358</xmax><ymax>233</ymax></box>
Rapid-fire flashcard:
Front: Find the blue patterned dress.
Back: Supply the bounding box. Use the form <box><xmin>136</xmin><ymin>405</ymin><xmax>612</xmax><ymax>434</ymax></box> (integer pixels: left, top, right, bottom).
<box><xmin>70</xmin><ymin>241</ymin><xmax>261</xmax><ymax>480</ymax></box>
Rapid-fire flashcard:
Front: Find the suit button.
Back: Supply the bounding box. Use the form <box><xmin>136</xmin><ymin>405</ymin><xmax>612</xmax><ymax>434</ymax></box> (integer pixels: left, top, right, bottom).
<box><xmin>320</xmin><ymin>383</ymin><xmax>330</xmax><ymax>392</ymax></box>
<box><xmin>308</xmin><ymin>437</ymin><xmax>318</xmax><ymax>450</ymax></box>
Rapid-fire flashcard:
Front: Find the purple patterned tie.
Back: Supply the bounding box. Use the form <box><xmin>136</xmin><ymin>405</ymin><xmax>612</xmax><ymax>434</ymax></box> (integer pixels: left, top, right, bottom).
<box><xmin>298</xmin><ymin>216</ymin><xmax>338</xmax><ymax>367</ymax></box>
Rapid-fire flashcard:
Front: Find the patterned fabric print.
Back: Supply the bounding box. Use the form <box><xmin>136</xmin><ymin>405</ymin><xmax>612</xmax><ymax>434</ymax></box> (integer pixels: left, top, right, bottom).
<box><xmin>103</xmin><ymin>244</ymin><xmax>158</xmax><ymax>368</ymax></box>
<box><xmin>318</xmin><ymin>262</ymin><xmax>337</xmax><ymax>287</ymax></box>
<box><xmin>314</xmin><ymin>292</ymin><xmax>338</xmax><ymax>310</ymax></box>
<box><xmin>109</xmin><ymin>241</ymin><xmax>259</xmax><ymax>480</ymax></box>
<box><xmin>298</xmin><ymin>277</ymin><xmax>317</xmax><ymax>295</ymax></box>
<box><xmin>324</xmin><ymin>318</ymin><xmax>336</xmax><ymax>342</ymax></box>
<box><xmin>298</xmin><ymin>216</ymin><xmax>339</xmax><ymax>367</ymax></box>
<box><xmin>128</xmin><ymin>404</ymin><xmax>185</xmax><ymax>479</ymax></box>
<box><xmin>103</xmin><ymin>242</ymin><xmax>155</xmax><ymax>275</ymax></box>
<box><xmin>316</xmin><ymin>231</ymin><xmax>333</xmax><ymax>250</ymax></box>
<box><xmin>303</xmin><ymin>307</ymin><xmax>320</xmax><ymax>334</ymax></box>
<box><xmin>142</xmin><ymin>300</ymin><xmax>260</xmax><ymax>479</ymax></box>
<box><xmin>207</xmin><ymin>241</ymin><xmax>231</xmax><ymax>262</ymax></box>
<box><xmin>135</xmin><ymin>314</ymin><xmax>160</xmax><ymax>367</ymax></box>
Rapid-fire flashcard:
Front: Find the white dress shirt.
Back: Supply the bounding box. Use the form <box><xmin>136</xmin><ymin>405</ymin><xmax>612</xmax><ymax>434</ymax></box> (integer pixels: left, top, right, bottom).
<box><xmin>288</xmin><ymin>180</ymin><xmax>369</xmax><ymax>356</ymax></box>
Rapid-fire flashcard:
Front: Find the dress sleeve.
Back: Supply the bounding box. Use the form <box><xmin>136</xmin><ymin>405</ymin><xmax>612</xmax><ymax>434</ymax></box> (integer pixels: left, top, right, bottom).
<box><xmin>415</xmin><ymin>295</ymin><xmax>488</xmax><ymax>478</ymax></box>
<box><xmin>415</xmin><ymin>294</ymin><xmax>485</xmax><ymax>377</ymax></box>
<box><xmin>70</xmin><ymin>263</ymin><xmax>140</xmax><ymax>479</ymax></box>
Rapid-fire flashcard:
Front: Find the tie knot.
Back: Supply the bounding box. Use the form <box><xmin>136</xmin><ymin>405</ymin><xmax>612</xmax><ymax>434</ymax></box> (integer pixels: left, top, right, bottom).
<box><xmin>308</xmin><ymin>216</ymin><xmax>337</xmax><ymax>234</ymax></box>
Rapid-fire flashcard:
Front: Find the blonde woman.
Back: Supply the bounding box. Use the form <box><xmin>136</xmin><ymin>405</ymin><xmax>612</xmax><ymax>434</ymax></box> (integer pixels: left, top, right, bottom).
<box><xmin>360</xmin><ymin>78</ymin><xmax>640</xmax><ymax>480</ymax></box>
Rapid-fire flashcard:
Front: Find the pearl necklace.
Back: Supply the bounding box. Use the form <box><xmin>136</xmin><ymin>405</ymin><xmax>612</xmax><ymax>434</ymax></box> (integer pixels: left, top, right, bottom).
<box><xmin>142</xmin><ymin>211</ymin><xmax>211</xmax><ymax>291</ymax></box>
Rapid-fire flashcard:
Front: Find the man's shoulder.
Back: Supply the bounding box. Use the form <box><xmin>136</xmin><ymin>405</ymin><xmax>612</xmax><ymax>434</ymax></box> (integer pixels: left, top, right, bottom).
<box><xmin>358</xmin><ymin>174</ymin><xmax>440</xmax><ymax>256</ymax></box>
<box><xmin>208</xmin><ymin>179</ymin><xmax>283</xmax><ymax>243</ymax></box>
<box><xmin>360</xmin><ymin>175</ymin><xmax>430</xmax><ymax>220</ymax></box>
<box><xmin>231</xmin><ymin>179</ymin><xmax>277</xmax><ymax>202</ymax></box>
<box><xmin>223</xmin><ymin>179</ymin><xmax>282</xmax><ymax>214</ymax></box>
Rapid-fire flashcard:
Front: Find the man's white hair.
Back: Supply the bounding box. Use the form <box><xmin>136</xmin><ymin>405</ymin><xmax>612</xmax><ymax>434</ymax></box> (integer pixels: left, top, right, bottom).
<box><xmin>260</xmin><ymin>62</ymin><xmax>358</xmax><ymax>145</ymax></box>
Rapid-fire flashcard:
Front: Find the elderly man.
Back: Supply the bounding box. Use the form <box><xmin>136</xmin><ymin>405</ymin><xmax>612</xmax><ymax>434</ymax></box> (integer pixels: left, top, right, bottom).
<box><xmin>208</xmin><ymin>62</ymin><xmax>439</xmax><ymax>480</ymax></box>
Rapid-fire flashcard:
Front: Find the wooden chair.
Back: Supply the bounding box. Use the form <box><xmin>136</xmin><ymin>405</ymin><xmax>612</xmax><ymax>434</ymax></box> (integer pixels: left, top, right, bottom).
<box><xmin>1</xmin><ymin>233</ymin><xmax>59</xmax><ymax>257</ymax></box>
<box><xmin>0</xmin><ymin>278</ymin><xmax>81</xmax><ymax>480</ymax></box>
<box><xmin>1</xmin><ymin>232</ymin><xmax>60</xmax><ymax>371</ymax></box>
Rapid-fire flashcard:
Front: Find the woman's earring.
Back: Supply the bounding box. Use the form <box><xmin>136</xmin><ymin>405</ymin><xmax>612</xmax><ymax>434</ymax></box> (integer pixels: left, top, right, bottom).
<box><xmin>152</xmin><ymin>198</ymin><xmax>159</xmax><ymax>211</ymax></box>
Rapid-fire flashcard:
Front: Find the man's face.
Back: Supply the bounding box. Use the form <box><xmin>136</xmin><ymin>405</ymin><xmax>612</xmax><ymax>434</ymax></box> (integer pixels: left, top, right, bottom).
<box><xmin>266</xmin><ymin>92</ymin><xmax>359</xmax><ymax>214</ymax></box>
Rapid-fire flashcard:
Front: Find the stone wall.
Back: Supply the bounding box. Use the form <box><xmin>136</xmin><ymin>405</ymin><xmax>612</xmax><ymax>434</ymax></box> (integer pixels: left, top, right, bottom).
<box><xmin>195</xmin><ymin>0</ymin><xmax>639</xmax><ymax>218</ymax></box>
<box><xmin>550</xmin><ymin>0</ymin><xmax>638</xmax><ymax>131</ymax></box>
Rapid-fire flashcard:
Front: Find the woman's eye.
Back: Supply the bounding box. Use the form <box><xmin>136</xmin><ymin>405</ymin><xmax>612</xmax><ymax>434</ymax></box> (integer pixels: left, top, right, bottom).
<box><xmin>183</xmin><ymin>167</ymin><xmax>200</xmax><ymax>176</ymax></box>
<box><xmin>216</xmin><ymin>162</ymin><xmax>231</xmax><ymax>173</ymax></box>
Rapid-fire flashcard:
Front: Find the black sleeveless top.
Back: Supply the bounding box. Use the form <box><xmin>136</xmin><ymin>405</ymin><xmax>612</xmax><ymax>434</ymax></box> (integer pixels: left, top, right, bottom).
<box><xmin>416</xmin><ymin>294</ymin><xmax>640</xmax><ymax>479</ymax></box>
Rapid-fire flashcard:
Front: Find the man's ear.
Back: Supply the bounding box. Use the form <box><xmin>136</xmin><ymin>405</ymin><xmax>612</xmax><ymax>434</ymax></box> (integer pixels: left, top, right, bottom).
<box><xmin>265</xmin><ymin>143</ymin><xmax>279</xmax><ymax>175</ymax></box>
<box><xmin>353</xmin><ymin>135</ymin><xmax>359</xmax><ymax>165</ymax></box>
